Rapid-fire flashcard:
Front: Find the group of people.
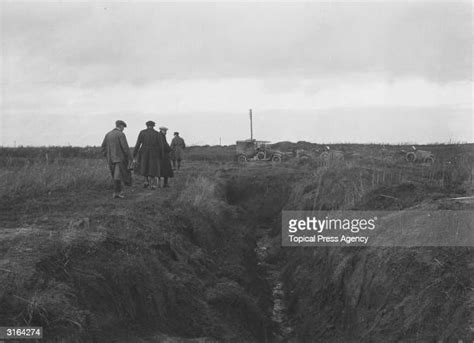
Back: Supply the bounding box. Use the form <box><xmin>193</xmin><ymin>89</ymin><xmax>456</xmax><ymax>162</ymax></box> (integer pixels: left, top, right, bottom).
<box><xmin>101</xmin><ymin>120</ymin><xmax>186</xmax><ymax>199</ymax></box>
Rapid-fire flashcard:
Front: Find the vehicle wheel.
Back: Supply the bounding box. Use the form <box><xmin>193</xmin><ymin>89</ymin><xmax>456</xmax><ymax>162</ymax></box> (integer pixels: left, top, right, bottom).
<box><xmin>424</xmin><ymin>156</ymin><xmax>434</xmax><ymax>164</ymax></box>
<box><xmin>405</xmin><ymin>152</ymin><xmax>416</xmax><ymax>162</ymax></box>
<box><xmin>257</xmin><ymin>151</ymin><xmax>266</xmax><ymax>160</ymax></box>
<box><xmin>320</xmin><ymin>151</ymin><xmax>329</xmax><ymax>159</ymax></box>
<box><xmin>238</xmin><ymin>155</ymin><xmax>247</xmax><ymax>163</ymax></box>
<box><xmin>271</xmin><ymin>155</ymin><xmax>282</xmax><ymax>163</ymax></box>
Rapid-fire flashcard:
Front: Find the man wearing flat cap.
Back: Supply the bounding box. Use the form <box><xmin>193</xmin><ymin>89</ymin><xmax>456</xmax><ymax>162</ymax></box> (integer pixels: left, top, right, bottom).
<box><xmin>133</xmin><ymin>121</ymin><xmax>163</xmax><ymax>189</ymax></box>
<box><xmin>158</xmin><ymin>127</ymin><xmax>174</xmax><ymax>187</ymax></box>
<box><xmin>101</xmin><ymin>120</ymin><xmax>133</xmax><ymax>199</ymax></box>
<box><xmin>170</xmin><ymin>132</ymin><xmax>186</xmax><ymax>170</ymax></box>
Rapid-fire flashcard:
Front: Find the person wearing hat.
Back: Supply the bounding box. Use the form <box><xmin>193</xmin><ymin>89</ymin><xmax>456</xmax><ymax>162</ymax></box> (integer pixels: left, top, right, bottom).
<box><xmin>170</xmin><ymin>132</ymin><xmax>186</xmax><ymax>170</ymax></box>
<box><xmin>101</xmin><ymin>120</ymin><xmax>133</xmax><ymax>199</ymax></box>
<box><xmin>133</xmin><ymin>121</ymin><xmax>163</xmax><ymax>189</ymax></box>
<box><xmin>157</xmin><ymin>126</ymin><xmax>174</xmax><ymax>187</ymax></box>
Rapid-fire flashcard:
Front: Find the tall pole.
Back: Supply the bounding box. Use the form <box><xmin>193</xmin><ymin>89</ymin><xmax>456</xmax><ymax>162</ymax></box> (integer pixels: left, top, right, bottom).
<box><xmin>249</xmin><ymin>109</ymin><xmax>253</xmax><ymax>141</ymax></box>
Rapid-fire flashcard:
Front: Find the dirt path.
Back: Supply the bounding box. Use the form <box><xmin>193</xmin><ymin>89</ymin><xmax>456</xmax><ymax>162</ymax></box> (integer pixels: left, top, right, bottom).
<box><xmin>1</xmin><ymin>163</ymin><xmax>280</xmax><ymax>341</ymax></box>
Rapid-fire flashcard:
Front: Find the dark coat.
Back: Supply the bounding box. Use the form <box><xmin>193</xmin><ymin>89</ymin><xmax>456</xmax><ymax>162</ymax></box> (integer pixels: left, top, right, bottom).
<box><xmin>159</xmin><ymin>132</ymin><xmax>174</xmax><ymax>178</ymax></box>
<box><xmin>101</xmin><ymin>128</ymin><xmax>133</xmax><ymax>185</ymax></box>
<box><xmin>170</xmin><ymin>136</ymin><xmax>186</xmax><ymax>161</ymax></box>
<box><xmin>133</xmin><ymin>128</ymin><xmax>162</xmax><ymax>177</ymax></box>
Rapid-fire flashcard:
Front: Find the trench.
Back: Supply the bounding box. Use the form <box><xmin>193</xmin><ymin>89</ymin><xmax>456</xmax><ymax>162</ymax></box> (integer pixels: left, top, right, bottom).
<box><xmin>255</xmin><ymin>227</ymin><xmax>294</xmax><ymax>342</ymax></box>
<box><xmin>224</xmin><ymin>172</ymin><xmax>297</xmax><ymax>342</ymax></box>
<box><xmin>222</xmin><ymin>168</ymin><xmax>472</xmax><ymax>342</ymax></box>
<box><xmin>4</xmin><ymin>163</ymin><xmax>472</xmax><ymax>342</ymax></box>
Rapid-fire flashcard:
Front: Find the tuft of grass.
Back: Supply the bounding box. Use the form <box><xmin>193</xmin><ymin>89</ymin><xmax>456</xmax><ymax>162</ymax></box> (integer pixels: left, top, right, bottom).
<box><xmin>15</xmin><ymin>281</ymin><xmax>87</xmax><ymax>331</ymax></box>
<box><xmin>177</xmin><ymin>176</ymin><xmax>227</xmax><ymax>217</ymax></box>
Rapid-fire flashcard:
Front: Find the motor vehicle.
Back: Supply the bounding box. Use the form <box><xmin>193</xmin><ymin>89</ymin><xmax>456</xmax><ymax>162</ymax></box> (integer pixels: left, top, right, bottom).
<box><xmin>236</xmin><ymin>140</ymin><xmax>283</xmax><ymax>163</ymax></box>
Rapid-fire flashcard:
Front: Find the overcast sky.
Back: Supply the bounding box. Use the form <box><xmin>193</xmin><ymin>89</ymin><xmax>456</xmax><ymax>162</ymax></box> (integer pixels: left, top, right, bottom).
<box><xmin>1</xmin><ymin>1</ymin><xmax>472</xmax><ymax>146</ymax></box>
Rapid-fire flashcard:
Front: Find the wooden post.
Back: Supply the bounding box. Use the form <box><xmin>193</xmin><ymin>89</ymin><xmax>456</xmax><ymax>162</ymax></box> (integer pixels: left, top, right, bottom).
<box><xmin>249</xmin><ymin>109</ymin><xmax>253</xmax><ymax>141</ymax></box>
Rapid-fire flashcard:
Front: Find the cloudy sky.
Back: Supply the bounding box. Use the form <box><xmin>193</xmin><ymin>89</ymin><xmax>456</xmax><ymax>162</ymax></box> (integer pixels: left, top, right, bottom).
<box><xmin>1</xmin><ymin>1</ymin><xmax>472</xmax><ymax>146</ymax></box>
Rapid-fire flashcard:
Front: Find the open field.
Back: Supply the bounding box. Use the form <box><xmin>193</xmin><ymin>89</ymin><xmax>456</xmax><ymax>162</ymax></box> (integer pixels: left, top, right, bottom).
<box><xmin>0</xmin><ymin>143</ymin><xmax>473</xmax><ymax>342</ymax></box>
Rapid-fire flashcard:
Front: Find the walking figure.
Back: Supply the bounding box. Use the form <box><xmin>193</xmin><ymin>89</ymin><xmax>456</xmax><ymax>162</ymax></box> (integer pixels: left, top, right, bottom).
<box><xmin>101</xmin><ymin>120</ymin><xmax>133</xmax><ymax>199</ymax></box>
<box><xmin>133</xmin><ymin>121</ymin><xmax>163</xmax><ymax>189</ymax></box>
<box><xmin>158</xmin><ymin>127</ymin><xmax>174</xmax><ymax>187</ymax></box>
<box><xmin>170</xmin><ymin>132</ymin><xmax>186</xmax><ymax>170</ymax></box>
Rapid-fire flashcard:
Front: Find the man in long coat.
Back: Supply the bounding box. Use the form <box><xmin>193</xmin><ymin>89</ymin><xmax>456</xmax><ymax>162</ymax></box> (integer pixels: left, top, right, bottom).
<box><xmin>133</xmin><ymin>121</ymin><xmax>163</xmax><ymax>189</ymax></box>
<box><xmin>101</xmin><ymin>120</ymin><xmax>133</xmax><ymax>199</ymax></box>
<box><xmin>170</xmin><ymin>132</ymin><xmax>186</xmax><ymax>170</ymax></box>
<box><xmin>158</xmin><ymin>127</ymin><xmax>174</xmax><ymax>188</ymax></box>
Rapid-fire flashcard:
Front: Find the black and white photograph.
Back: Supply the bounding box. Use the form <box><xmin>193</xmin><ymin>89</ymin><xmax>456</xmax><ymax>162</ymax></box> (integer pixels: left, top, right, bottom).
<box><xmin>0</xmin><ymin>0</ymin><xmax>473</xmax><ymax>342</ymax></box>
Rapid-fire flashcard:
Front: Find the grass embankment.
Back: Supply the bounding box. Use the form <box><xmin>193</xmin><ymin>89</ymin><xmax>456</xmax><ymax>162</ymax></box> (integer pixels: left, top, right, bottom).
<box><xmin>271</xmin><ymin>157</ymin><xmax>472</xmax><ymax>341</ymax></box>
<box><xmin>0</xmin><ymin>161</ymin><xmax>274</xmax><ymax>342</ymax></box>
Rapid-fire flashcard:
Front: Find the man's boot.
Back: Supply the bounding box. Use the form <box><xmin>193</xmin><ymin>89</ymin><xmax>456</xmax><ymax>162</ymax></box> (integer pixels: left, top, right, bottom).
<box><xmin>163</xmin><ymin>177</ymin><xmax>169</xmax><ymax>188</ymax></box>
<box><xmin>113</xmin><ymin>180</ymin><xmax>124</xmax><ymax>198</ymax></box>
<box><xmin>144</xmin><ymin>176</ymin><xmax>150</xmax><ymax>188</ymax></box>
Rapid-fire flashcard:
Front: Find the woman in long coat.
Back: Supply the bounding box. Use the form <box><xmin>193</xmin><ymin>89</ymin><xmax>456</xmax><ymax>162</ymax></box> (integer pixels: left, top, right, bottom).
<box><xmin>158</xmin><ymin>127</ymin><xmax>174</xmax><ymax>187</ymax></box>
<box><xmin>133</xmin><ymin>121</ymin><xmax>162</xmax><ymax>189</ymax></box>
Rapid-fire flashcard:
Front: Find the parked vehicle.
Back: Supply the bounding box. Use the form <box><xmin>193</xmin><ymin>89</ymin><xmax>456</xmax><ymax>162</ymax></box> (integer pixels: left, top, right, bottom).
<box><xmin>236</xmin><ymin>140</ymin><xmax>283</xmax><ymax>163</ymax></box>
<box><xmin>404</xmin><ymin>146</ymin><xmax>435</xmax><ymax>164</ymax></box>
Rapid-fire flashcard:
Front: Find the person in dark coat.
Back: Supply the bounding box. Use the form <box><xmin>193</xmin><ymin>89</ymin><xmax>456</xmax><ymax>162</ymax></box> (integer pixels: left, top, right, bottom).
<box><xmin>133</xmin><ymin>121</ymin><xmax>163</xmax><ymax>189</ymax></box>
<box><xmin>158</xmin><ymin>126</ymin><xmax>174</xmax><ymax>187</ymax></box>
<box><xmin>101</xmin><ymin>120</ymin><xmax>133</xmax><ymax>199</ymax></box>
<box><xmin>170</xmin><ymin>132</ymin><xmax>186</xmax><ymax>170</ymax></box>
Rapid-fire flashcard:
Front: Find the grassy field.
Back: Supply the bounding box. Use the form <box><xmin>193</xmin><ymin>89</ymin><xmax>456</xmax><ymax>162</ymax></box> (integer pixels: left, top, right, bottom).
<box><xmin>0</xmin><ymin>143</ymin><xmax>473</xmax><ymax>342</ymax></box>
<box><xmin>1</xmin><ymin>143</ymin><xmax>472</xmax><ymax>201</ymax></box>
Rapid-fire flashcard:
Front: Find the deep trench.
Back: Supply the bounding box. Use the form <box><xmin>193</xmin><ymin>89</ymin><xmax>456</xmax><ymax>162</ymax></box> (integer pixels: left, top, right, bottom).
<box><xmin>17</xmin><ymin>168</ymin><xmax>472</xmax><ymax>342</ymax></box>
<box><xmin>224</xmin><ymin>173</ymin><xmax>297</xmax><ymax>342</ymax></box>
<box><xmin>222</xmin><ymin>172</ymin><xmax>472</xmax><ymax>342</ymax></box>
